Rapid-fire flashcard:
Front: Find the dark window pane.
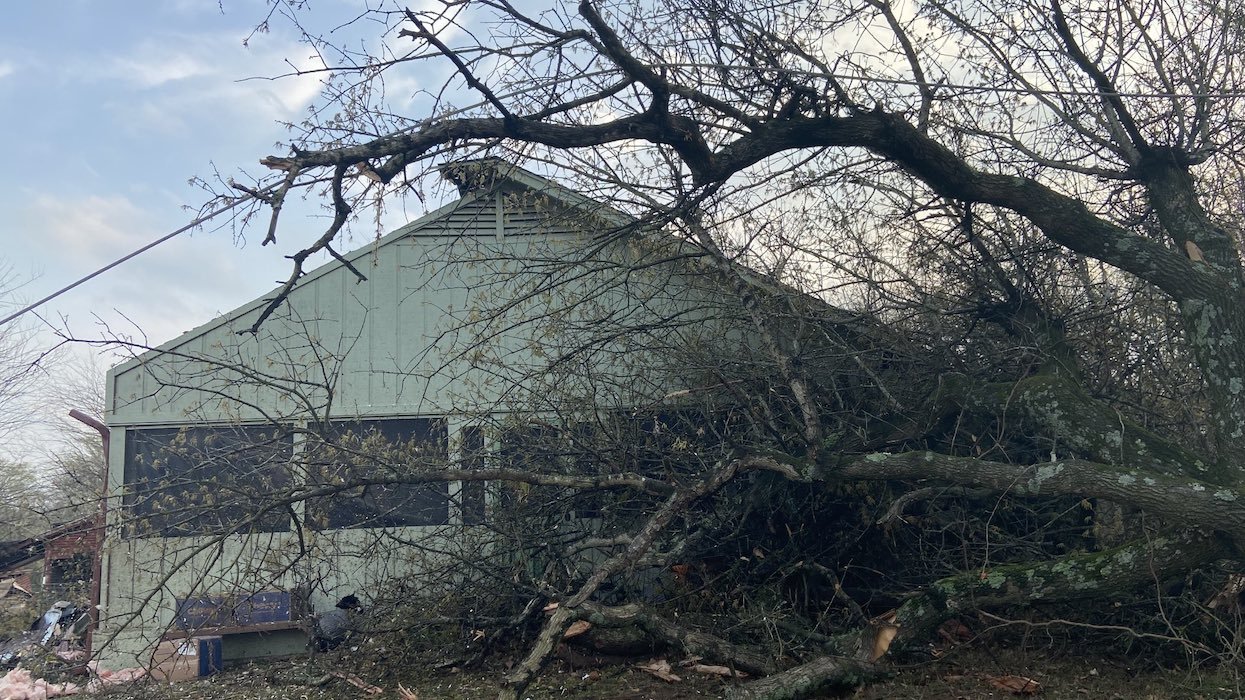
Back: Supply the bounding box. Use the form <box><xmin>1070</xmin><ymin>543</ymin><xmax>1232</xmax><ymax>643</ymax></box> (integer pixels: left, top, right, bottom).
<box><xmin>306</xmin><ymin>418</ymin><xmax>449</xmax><ymax>529</ymax></box>
<box><xmin>49</xmin><ymin>553</ymin><xmax>92</xmax><ymax>585</ymax></box>
<box><xmin>461</xmin><ymin>426</ymin><xmax>486</xmax><ymax>525</ymax></box>
<box><xmin>123</xmin><ymin>425</ymin><xmax>293</xmax><ymax>537</ymax></box>
<box><xmin>495</xmin><ymin>411</ymin><xmax>730</xmax><ymax>520</ymax></box>
<box><xmin>499</xmin><ymin>424</ymin><xmax>605</xmax><ymax>517</ymax></box>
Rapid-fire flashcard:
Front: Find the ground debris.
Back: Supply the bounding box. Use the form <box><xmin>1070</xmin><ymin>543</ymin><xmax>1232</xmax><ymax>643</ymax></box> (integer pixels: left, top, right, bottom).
<box><xmin>983</xmin><ymin>673</ymin><xmax>1041</xmax><ymax>695</ymax></box>
<box><xmin>77</xmin><ymin>648</ymin><xmax>1245</xmax><ymax>700</ymax></box>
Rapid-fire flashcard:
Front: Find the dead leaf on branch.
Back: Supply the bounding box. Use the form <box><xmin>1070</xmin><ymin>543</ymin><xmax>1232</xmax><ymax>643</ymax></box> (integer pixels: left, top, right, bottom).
<box><xmin>1186</xmin><ymin>240</ymin><xmax>1206</xmax><ymax>263</ymax></box>
<box><xmin>635</xmin><ymin>659</ymin><xmax>682</xmax><ymax>682</ymax></box>
<box><xmin>1206</xmin><ymin>573</ymin><xmax>1245</xmax><ymax>611</ymax></box>
<box><xmin>670</xmin><ymin>563</ymin><xmax>692</xmax><ymax>584</ymax></box>
<box><xmin>937</xmin><ymin>618</ymin><xmax>973</xmax><ymax>644</ymax></box>
<box><xmin>984</xmin><ymin>674</ymin><xmax>1042</xmax><ymax>695</ymax></box>
<box><xmin>563</xmin><ymin>620</ymin><xmax>592</xmax><ymax>638</ymax></box>
<box><xmin>868</xmin><ymin>609</ymin><xmax>901</xmax><ymax>661</ymax></box>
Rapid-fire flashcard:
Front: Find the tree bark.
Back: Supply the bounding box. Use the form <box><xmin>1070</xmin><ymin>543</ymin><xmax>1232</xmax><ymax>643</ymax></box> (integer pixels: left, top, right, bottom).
<box><xmin>726</xmin><ymin>528</ymin><xmax>1232</xmax><ymax>700</ymax></box>
<box><xmin>575</xmin><ymin>601</ymin><xmax>777</xmax><ymax>676</ymax></box>
<box><xmin>726</xmin><ymin>655</ymin><xmax>873</xmax><ymax>700</ymax></box>
<box><xmin>823</xmin><ymin>452</ymin><xmax>1245</xmax><ymax>537</ymax></box>
<box><xmin>937</xmin><ymin>373</ymin><xmax>1208</xmax><ymax>479</ymax></box>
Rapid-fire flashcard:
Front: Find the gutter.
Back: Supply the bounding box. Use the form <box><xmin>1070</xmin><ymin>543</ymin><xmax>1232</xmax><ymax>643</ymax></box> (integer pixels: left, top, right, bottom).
<box><xmin>68</xmin><ymin>409</ymin><xmax>109</xmax><ymax>659</ymax></box>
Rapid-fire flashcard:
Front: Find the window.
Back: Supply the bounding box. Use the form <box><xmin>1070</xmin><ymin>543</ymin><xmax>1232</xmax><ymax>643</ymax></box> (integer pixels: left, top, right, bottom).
<box><xmin>305</xmin><ymin>418</ymin><xmax>449</xmax><ymax>529</ymax></box>
<box><xmin>494</xmin><ymin>411</ymin><xmax>734</xmax><ymax>519</ymax></box>
<box><xmin>499</xmin><ymin>423</ymin><xmax>611</xmax><ymax>518</ymax></box>
<box><xmin>460</xmin><ymin>425</ymin><xmax>486</xmax><ymax>525</ymax></box>
<box><xmin>48</xmin><ymin>554</ymin><xmax>92</xmax><ymax>586</ymax></box>
<box><xmin>123</xmin><ymin>425</ymin><xmax>293</xmax><ymax>537</ymax></box>
<box><xmin>500</xmin><ymin>411</ymin><xmax>720</xmax><ymax>476</ymax></box>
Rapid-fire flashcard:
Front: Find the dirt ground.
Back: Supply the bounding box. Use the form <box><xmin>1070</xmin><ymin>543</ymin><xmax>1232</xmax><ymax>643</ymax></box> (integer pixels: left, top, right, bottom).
<box><xmin>81</xmin><ymin>648</ymin><xmax>1243</xmax><ymax>700</ymax></box>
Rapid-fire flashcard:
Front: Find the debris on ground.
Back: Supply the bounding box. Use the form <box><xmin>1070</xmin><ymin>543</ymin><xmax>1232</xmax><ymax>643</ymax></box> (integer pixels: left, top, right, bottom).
<box><xmin>1</xmin><ymin>600</ymin><xmax>91</xmax><ymax>671</ymax></box>
<box><xmin>0</xmin><ymin>662</ymin><xmax>146</xmax><ymax>699</ymax></box>
<box><xmin>0</xmin><ymin>666</ymin><xmax>80</xmax><ymax>699</ymax></box>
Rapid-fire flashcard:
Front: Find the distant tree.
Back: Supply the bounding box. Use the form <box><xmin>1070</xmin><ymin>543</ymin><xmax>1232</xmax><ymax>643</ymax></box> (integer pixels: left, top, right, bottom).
<box><xmin>0</xmin><ymin>266</ymin><xmax>46</xmax><ymax>446</ymax></box>
<box><xmin>0</xmin><ymin>459</ymin><xmax>48</xmax><ymax>542</ymax></box>
<box><xmin>0</xmin><ymin>265</ymin><xmax>57</xmax><ymax>540</ymax></box>
<box><xmin>37</xmin><ymin>353</ymin><xmax>107</xmax><ymax>523</ymax></box>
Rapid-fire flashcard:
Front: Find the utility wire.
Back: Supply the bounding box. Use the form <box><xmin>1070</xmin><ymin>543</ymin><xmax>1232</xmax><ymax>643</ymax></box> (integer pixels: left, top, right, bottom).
<box><xmin>0</xmin><ymin>192</ymin><xmax>265</xmax><ymax>328</ymax></box>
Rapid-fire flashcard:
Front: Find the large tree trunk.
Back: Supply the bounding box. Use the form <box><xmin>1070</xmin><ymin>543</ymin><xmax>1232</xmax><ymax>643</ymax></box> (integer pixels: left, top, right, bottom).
<box><xmin>726</xmin><ymin>529</ymin><xmax>1232</xmax><ymax>700</ymax></box>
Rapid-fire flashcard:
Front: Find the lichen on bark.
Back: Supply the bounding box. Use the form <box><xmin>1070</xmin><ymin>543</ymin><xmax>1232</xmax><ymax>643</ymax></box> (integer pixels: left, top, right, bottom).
<box><xmin>942</xmin><ymin>372</ymin><xmax>1207</xmax><ymax>479</ymax></box>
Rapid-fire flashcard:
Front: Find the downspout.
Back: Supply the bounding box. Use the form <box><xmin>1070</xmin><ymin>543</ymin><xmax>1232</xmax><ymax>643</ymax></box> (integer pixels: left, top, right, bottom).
<box><xmin>69</xmin><ymin>409</ymin><xmax>108</xmax><ymax>659</ymax></box>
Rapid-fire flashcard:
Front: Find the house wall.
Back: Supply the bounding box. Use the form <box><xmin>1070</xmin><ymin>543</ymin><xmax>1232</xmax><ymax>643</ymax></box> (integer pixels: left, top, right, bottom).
<box><xmin>97</xmin><ymin>175</ymin><xmax>749</xmax><ymax>667</ymax></box>
<box><xmin>107</xmin><ymin>193</ymin><xmax>730</xmax><ymax>426</ymax></box>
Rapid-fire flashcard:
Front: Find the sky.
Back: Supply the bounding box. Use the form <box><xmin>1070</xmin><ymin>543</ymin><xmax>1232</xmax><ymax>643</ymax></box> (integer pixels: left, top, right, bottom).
<box><xmin>0</xmin><ymin>1</ymin><xmax>449</xmax><ymax>460</ymax></box>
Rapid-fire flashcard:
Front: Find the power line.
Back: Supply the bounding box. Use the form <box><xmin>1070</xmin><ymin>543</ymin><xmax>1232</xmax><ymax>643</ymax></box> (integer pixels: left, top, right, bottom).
<box><xmin>0</xmin><ymin>193</ymin><xmax>263</xmax><ymax>328</ymax></box>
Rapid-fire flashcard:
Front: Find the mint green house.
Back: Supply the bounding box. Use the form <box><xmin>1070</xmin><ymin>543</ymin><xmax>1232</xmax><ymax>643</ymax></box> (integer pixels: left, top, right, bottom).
<box><xmin>97</xmin><ymin>160</ymin><xmax>743</xmax><ymax>667</ymax></box>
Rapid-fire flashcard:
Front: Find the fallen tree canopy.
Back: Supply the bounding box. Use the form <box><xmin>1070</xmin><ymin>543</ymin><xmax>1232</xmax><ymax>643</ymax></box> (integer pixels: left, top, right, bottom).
<box><xmin>100</xmin><ymin>0</ymin><xmax>1245</xmax><ymax>697</ymax></box>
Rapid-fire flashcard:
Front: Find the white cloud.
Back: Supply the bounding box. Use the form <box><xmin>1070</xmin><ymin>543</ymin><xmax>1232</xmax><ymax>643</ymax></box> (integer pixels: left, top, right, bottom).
<box><xmin>0</xmin><ymin>61</ymin><xmax>14</xmax><ymax>80</ymax></box>
<box><xmin>240</xmin><ymin>48</ymin><xmax>329</xmax><ymax>118</ymax></box>
<box><xmin>13</xmin><ymin>190</ymin><xmax>285</xmax><ymax>348</ymax></box>
<box><xmin>49</xmin><ymin>28</ymin><xmax>327</xmax><ymax>140</ymax></box>
<box><xmin>27</xmin><ymin>193</ymin><xmax>157</xmax><ymax>268</ymax></box>
<box><xmin>90</xmin><ymin>32</ymin><xmax>328</xmax><ymax>134</ymax></box>
<box><xmin>111</xmin><ymin>53</ymin><xmax>212</xmax><ymax>88</ymax></box>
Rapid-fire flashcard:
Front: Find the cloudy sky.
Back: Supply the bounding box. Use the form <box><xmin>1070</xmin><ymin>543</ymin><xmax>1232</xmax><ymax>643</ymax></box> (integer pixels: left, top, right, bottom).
<box><xmin>0</xmin><ymin>1</ymin><xmax>452</xmax><ymax>456</ymax></box>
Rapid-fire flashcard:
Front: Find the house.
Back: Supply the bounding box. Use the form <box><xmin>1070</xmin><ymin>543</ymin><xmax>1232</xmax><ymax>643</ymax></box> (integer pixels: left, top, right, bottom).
<box><xmin>0</xmin><ymin>517</ymin><xmax>102</xmax><ymax>600</ymax></box>
<box><xmin>96</xmin><ymin>160</ymin><xmax>758</xmax><ymax>668</ymax></box>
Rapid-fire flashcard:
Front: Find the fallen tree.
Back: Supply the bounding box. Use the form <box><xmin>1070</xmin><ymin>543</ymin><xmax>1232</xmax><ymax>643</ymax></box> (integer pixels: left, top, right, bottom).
<box><xmin>100</xmin><ymin>0</ymin><xmax>1245</xmax><ymax>696</ymax></box>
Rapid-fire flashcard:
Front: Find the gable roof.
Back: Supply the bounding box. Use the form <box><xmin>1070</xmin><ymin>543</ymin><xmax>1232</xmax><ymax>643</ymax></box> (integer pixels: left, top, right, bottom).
<box><xmin>107</xmin><ymin>159</ymin><xmax>890</xmax><ymax>393</ymax></box>
<box><xmin>107</xmin><ymin>160</ymin><xmax>638</xmax><ymax>379</ymax></box>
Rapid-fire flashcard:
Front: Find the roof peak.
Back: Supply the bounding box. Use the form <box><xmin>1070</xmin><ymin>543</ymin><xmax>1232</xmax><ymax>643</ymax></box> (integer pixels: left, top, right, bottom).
<box><xmin>439</xmin><ymin>158</ymin><xmax>537</xmax><ymax>196</ymax></box>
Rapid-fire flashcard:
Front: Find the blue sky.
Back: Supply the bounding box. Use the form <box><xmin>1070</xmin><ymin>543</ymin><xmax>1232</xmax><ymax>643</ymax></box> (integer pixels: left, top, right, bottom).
<box><xmin>0</xmin><ymin>1</ymin><xmax>456</xmax><ymax>456</ymax></box>
<box><xmin>2</xmin><ymin>2</ymin><xmax>347</xmax><ymax>346</ymax></box>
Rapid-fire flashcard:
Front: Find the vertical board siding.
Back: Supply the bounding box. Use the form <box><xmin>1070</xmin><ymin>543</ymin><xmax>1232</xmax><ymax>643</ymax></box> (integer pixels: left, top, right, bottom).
<box><xmin>96</xmin><ymin>170</ymin><xmax>764</xmax><ymax>669</ymax></box>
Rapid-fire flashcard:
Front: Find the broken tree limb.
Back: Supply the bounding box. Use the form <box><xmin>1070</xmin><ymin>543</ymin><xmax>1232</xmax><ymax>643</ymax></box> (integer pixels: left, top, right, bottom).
<box><xmin>578</xmin><ymin>601</ymin><xmax>777</xmax><ymax>676</ymax></box>
<box><xmin>825</xmin><ymin>452</ymin><xmax>1245</xmax><ymax>536</ymax></box>
<box><xmin>498</xmin><ymin>456</ymin><xmax>789</xmax><ymax>699</ymax></box>
<box><xmin>877</xmin><ymin>485</ymin><xmax>995</xmax><ymax>524</ymax></box>
<box><xmin>726</xmin><ymin>528</ymin><xmax>1232</xmax><ymax>700</ymax></box>
<box><xmin>939</xmin><ymin>372</ymin><xmax>1210</xmax><ymax>479</ymax></box>
<box><xmin>725</xmin><ymin>655</ymin><xmax>874</xmax><ymax>700</ymax></box>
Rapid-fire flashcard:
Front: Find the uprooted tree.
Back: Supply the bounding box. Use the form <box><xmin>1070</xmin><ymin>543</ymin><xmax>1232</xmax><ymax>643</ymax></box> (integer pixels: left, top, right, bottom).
<box><xmin>105</xmin><ymin>0</ymin><xmax>1245</xmax><ymax>697</ymax></box>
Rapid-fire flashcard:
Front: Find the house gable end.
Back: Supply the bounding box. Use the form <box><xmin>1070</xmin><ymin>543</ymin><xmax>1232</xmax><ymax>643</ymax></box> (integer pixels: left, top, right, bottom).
<box><xmin>106</xmin><ymin>162</ymin><xmax>640</xmax><ymax>424</ymax></box>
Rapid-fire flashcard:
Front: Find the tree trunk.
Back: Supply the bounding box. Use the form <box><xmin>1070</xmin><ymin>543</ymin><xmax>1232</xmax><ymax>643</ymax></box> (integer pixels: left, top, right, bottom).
<box><xmin>726</xmin><ymin>528</ymin><xmax>1231</xmax><ymax>700</ymax></box>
